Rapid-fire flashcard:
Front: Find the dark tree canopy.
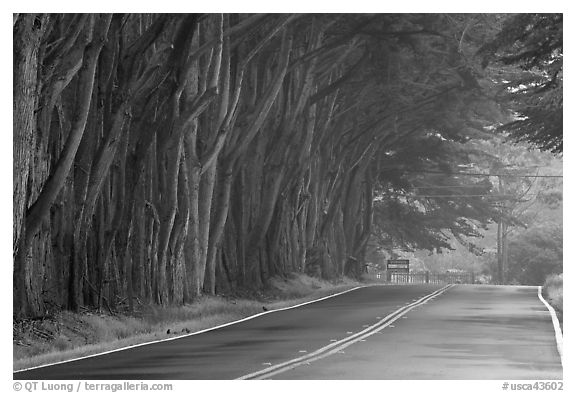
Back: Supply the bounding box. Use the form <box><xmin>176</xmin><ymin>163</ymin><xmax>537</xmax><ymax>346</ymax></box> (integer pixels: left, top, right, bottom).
<box><xmin>478</xmin><ymin>13</ymin><xmax>563</xmax><ymax>153</ymax></box>
<box><xmin>13</xmin><ymin>13</ymin><xmax>562</xmax><ymax>318</ymax></box>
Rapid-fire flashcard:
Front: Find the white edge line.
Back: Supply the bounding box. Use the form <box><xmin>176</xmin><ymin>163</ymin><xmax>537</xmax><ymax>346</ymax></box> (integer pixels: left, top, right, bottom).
<box><xmin>14</xmin><ymin>285</ymin><xmax>369</xmax><ymax>374</ymax></box>
<box><xmin>237</xmin><ymin>284</ymin><xmax>453</xmax><ymax>380</ymax></box>
<box><xmin>538</xmin><ymin>286</ymin><xmax>563</xmax><ymax>367</ymax></box>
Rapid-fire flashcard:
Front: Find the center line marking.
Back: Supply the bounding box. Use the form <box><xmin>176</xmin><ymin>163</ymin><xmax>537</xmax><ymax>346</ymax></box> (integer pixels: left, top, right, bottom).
<box><xmin>238</xmin><ymin>285</ymin><xmax>453</xmax><ymax>380</ymax></box>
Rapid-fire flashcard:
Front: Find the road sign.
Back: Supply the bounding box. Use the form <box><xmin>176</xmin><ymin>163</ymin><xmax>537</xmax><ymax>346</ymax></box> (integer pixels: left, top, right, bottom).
<box><xmin>387</xmin><ymin>259</ymin><xmax>409</xmax><ymax>273</ymax></box>
<box><xmin>386</xmin><ymin>259</ymin><xmax>409</xmax><ymax>282</ymax></box>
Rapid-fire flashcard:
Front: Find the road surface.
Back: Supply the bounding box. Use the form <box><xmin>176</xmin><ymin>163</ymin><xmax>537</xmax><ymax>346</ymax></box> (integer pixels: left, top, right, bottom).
<box><xmin>14</xmin><ymin>284</ymin><xmax>562</xmax><ymax>380</ymax></box>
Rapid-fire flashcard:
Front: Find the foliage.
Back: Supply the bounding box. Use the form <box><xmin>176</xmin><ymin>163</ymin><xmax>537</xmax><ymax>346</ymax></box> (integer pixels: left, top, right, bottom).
<box><xmin>478</xmin><ymin>14</ymin><xmax>563</xmax><ymax>153</ymax></box>
<box><xmin>13</xmin><ymin>13</ymin><xmax>563</xmax><ymax>318</ymax></box>
<box><xmin>399</xmin><ymin>136</ymin><xmax>562</xmax><ymax>280</ymax></box>
<box><xmin>506</xmin><ymin>225</ymin><xmax>562</xmax><ymax>285</ymax></box>
<box><xmin>372</xmin><ymin>136</ymin><xmax>499</xmax><ymax>253</ymax></box>
<box><xmin>543</xmin><ymin>273</ymin><xmax>562</xmax><ymax>321</ymax></box>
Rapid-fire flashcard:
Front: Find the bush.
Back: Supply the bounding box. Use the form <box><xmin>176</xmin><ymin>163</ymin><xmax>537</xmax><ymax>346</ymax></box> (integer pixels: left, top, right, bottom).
<box><xmin>507</xmin><ymin>225</ymin><xmax>562</xmax><ymax>285</ymax></box>
<box><xmin>543</xmin><ymin>273</ymin><xmax>563</xmax><ymax>323</ymax></box>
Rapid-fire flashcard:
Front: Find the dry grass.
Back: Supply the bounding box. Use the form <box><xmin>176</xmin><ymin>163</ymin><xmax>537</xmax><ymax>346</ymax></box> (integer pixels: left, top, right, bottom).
<box><xmin>14</xmin><ymin>274</ymin><xmax>361</xmax><ymax>372</ymax></box>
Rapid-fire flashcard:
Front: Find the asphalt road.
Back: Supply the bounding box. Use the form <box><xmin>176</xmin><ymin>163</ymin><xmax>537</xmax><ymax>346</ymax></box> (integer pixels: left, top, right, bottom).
<box><xmin>14</xmin><ymin>284</ymin><xmax>562</xmax><ymax>380</ymax></box>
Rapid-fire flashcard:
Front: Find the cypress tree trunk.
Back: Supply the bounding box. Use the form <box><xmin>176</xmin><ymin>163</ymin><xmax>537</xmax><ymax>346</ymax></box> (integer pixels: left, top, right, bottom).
<box><xmin>13</xmin><ymin>14</ymin><xmax>44</xmax><ymax>317</ymax></box>
<box><xmin>200</xmin><ymin>162</ymin><xmax>218</xmax><ymax>294</ymax></box>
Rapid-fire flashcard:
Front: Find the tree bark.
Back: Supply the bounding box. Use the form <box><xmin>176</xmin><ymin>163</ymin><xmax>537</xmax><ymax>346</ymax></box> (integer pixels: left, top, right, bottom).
<box><xmin>13</xmin><ymin>14</ymin><xmax>45</xmax><ymax>317</ymax></box>
<box><xmin>22</xmin><ymin>15</ymin><xmax>110</xmax><ymax>255</ymax></box>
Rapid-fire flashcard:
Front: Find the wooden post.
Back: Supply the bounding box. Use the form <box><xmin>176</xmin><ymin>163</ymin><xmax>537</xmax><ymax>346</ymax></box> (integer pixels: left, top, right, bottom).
<box><xmin>425</xmin><ymin>271</ymin><xmax>429</xmax><ymax>284</ymax></box>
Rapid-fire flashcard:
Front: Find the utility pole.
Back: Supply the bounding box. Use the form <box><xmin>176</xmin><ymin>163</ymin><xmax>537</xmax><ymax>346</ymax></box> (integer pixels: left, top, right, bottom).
<box><xmin>497</xmin><ymin>216</ymin><xmax>503</xmax><ymax>284</ymax></box>
<box><xmin>496</xmin><ymin>175</ymin><xmax>509</xmax><ymax>284</ymax></box>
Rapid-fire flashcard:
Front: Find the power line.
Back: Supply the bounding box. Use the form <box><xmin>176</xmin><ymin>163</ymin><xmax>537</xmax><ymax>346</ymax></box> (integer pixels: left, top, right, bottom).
<box><xmin>403</xmin><ymin>170</ymin><xmax>563</xmax><ymax>178</ymax></box>
<box><xmin>410</xmin><ymin>185</ymin><xmax>491</xmax><ymax>189</ymax></box>
<box><xmin>380</xmin><ymin>193</ymin><xmax>534</xmax><ymax>198</ymax></box>
<box><xmin>399</xmin><ymin>194</ymin><xmax>524</xmax><ymax>198</ymax></box>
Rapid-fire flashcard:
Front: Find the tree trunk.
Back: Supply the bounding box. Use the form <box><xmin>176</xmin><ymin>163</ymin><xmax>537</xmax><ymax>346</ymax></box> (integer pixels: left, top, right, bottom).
<box><xmin>156</xmin><ymin>137</ymin><xmax>183</xmax><ymax>305</ymax></box>
<box><xmin>184</xmin><ymin>136</ymin><xmax>202</xmax><ymax>299</ymax></box>
<box><xmin>201</xmin><ymin>162</ymin><xmax>218</xmax><ymax>294</ymax></box>
<box><xmin>23</xmin><ymin>15</ymin><xmax>110</xmax><ymax>255</ymax></box>
<box><xmin>13</xmin><ymin>14</ymin><xmax>44</xmax><ymax>317</ymax></box>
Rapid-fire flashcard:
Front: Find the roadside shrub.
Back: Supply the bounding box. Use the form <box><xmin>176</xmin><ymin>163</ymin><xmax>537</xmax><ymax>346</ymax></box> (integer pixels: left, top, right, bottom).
<box><xmin>543</xmin><ymin>273</ymin><xmax>563</xmax><ymax>317</ymax></box>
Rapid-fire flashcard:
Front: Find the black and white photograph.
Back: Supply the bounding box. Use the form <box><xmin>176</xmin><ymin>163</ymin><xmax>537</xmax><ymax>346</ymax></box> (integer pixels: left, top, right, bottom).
<box><xmin>11</xmin><ymin>7</ymin><xmax>564</xmax><ymax>387</ymax></box>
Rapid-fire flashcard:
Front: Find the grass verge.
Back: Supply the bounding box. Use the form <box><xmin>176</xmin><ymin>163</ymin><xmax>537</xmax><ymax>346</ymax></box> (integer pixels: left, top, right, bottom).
<box><xmin>14</xmin><ymin>274</ymin><xmax>362</xmax><ymax>372</ymax></box>
<box><xmin>542</xmin><ymin>273</ymin><xmax>563</xmax><ymax>331</ymax></box>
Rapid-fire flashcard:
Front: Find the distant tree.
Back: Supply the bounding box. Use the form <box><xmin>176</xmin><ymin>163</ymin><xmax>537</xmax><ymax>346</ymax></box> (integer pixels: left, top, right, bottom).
<box><xmin>459</xmin><ymin>138</ymin><xmax>562</xmax><ymax>284</ymax></box>
<box><xmin>506</xmin><ymin>225</ymin><xmax>562</xmax><ymax>285</ymax></box>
